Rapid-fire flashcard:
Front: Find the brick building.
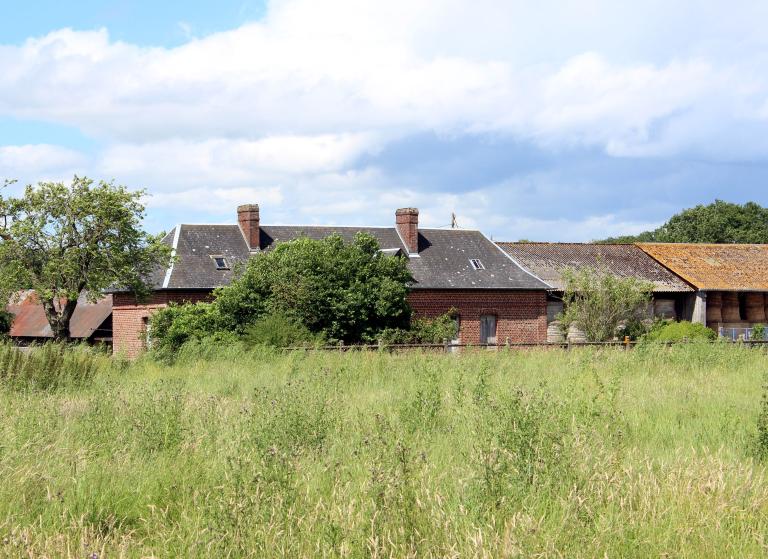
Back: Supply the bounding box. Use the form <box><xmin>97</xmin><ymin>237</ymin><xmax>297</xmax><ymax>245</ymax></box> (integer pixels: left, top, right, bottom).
<box><xmin>498</xmin><ymin>242</ymin><xmax>694</xmax><ymax>325</ymax></box>
<box><xmin>111</xmin><ymin>205</ymin><xmax>550</xmax><ymax>356</ymax></box>
<box><xmin>637</xmin><ymin>243</ymin><xmax>768</xmax><ymax>339</ymax></box>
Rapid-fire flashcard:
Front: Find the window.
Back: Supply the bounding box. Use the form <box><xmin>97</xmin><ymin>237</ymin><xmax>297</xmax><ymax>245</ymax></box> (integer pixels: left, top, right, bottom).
<box><xmin>469</xmin><ymin>258</ymin><xmax>485</xmax><ymax>270</ymax></box>
<box><xmin>212</xmin><ymin>256</ymin><xmax>229</xmax><ymax>270</ymax></box>
<box><xmin>480</xmin><ymin>314</ymin><xmax>497</xmax><ymax>345</ymax></box>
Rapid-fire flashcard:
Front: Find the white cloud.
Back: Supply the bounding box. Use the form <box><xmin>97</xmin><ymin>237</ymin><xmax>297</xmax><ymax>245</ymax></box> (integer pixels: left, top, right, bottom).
<box><xmin>99</xmin><ymin>133</ymin><xmax>380</xmax><ymax>188</ymax></box>
<box><xmin>1</xmin><ymin>1</ymin><xmax>767</xmax><ymax>156</ymax></box>
<box><xmin>2</xmin><ymin>0</ymin><xmax>768</xmax><ymax>239</ymax></box>
<box><xmin>0</xmin><ymin>144</ymin><xmax>87</xmax><ymax>180</ymax></box>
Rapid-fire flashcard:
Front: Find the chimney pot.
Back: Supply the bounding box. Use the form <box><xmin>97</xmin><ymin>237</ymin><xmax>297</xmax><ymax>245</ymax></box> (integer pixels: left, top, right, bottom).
<box><xmin>238</xmin><ymin>204</ymin><xmax>260</xmax><ymax>250</ymax></box>
<box><xmin>396</xmin><ymin>207</ymin><xmax>419</xmax><ymax>254</ymax></box>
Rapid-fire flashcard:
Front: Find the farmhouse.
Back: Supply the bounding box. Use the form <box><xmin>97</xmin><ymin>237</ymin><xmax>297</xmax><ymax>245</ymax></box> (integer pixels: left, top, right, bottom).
<box><xmin>498</xmin><ymin>242</ymin><xmax>695</xmax><ymax>340</ymax></box>
<box><xmin>637</xmin><ymin>243</ymin><xmax>768</xmax><ymax>338</ymax></box>
<box><xmin>111</xmin><ymin>205</ymin><xmax>551</xmax><ymax>357</ymax></box>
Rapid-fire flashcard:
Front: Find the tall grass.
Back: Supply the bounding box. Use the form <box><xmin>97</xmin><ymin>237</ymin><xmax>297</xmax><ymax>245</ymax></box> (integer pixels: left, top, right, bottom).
<box><xmin>0</xmin><ymin>343</ymin><xmax>766</xmax><ymax>556</ymax></box>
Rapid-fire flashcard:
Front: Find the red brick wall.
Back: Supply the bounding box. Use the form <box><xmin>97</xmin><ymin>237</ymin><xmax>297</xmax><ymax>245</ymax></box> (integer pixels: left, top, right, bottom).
<box><xmin>112</xmin><ymin>290</ymin><xmax>213</xmax><ymax>358</ymax></box>
<box><xmin>113</xmin><ymin>288</ymin><xmax>547</xmax><ymax>357</ymax></box>
<box><xmin>408</xmin><ymin>289</ymin><xmax>547</xmax><ymax>344</ymax></box>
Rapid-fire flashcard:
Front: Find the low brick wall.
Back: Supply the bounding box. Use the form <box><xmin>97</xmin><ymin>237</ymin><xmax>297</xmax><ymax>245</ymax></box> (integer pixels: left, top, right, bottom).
<box><xmin>408</xmin><ymin>289</ymin><xmax>547</xmax><ymax>345</ymax></box>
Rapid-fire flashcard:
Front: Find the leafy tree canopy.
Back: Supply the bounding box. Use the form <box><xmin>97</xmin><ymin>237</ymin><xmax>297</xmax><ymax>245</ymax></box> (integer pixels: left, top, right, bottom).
<box><xmin>150</xmin><ymin>233</ymin><xmax>414</xmax><ymax>353</ymax></box>
<box><xmin>560</xmin><ymin>266</ymin><xmax>653</xmax><ymax>342</ymax></box>
<box><xmin>601</xmin><ymin>200</ymin><xmax>768</xmax><ymax>243</ymax></box>
<box><xmin>0</xmin><ymin>176</ymin><xmax>172</xmax><ymax>340</ymax></box>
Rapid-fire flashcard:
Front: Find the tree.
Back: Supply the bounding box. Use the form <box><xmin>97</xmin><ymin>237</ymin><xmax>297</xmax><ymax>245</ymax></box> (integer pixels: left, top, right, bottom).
<box><xmin>601</xmin><ymin>200</ymin><xmax>768</xmax><ymax>243</ymax></box>
<box><xmin>215</xmin><ymin>232</ymin><xmax>413</xmax><ymax>342</ymax></box>
<box><xmin>560</xmin><ymin>266</ymin><xmax>653</xmax><ymax>342</ymax></box>
<box><xmin>150</xmin><ymin>232</ymin><xmax>414</xmax><ymax>352</ymax></box>
<box><xmin>0</xmin><ymin>177</ymin><xmax>172</xmax><ymax>341</ymax></box>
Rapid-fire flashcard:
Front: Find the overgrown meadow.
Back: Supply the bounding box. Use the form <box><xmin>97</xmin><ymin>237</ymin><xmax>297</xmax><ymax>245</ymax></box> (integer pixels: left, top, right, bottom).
<box><xmin>1</xmin><ymin>342</ymin><xmax>767</xmax><ymax>557</ymax></box>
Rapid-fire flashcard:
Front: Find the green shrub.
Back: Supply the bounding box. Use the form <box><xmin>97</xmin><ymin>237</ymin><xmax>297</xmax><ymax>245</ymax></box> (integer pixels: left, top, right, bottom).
<box><xmin>215</xmin><ymin>233</ymin><xmax>413</xmax><ymax>344</ymax></box>
<box><xmin>150</xmin><ymin>233</ymin><xmax>415</xmax><ymax>356</ymax></box>
<box><xmin>751</xmin><ymin>324</ymin><xmax>766</xmax><ymax>341</ymax></box>
<box><xmin>148</xmin><ymin>302</ymin><xmax>233</xmax><ymax>356</ymax></box>
<box><xmin>617</xmin><ymin>317</ymin><xmax>650</xmax><ymax>341</ymax></box>
<box><xmin>378</xmin><ymin>311</ymin><xmax>459</xmax><ymax>345</ymax></box>
<box><xmin>242</xmin><ymin>312</ymin><xmax>324</xmax><ymax>348</ymax></box>
<box><xmin>643</xmin><ymin>320</ymin><xmax>716</xmax><ymax>343</ymax></box>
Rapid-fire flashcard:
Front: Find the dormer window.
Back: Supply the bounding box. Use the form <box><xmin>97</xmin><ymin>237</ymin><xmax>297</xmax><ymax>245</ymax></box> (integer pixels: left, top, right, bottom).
<box><xmin>469</xmin><ymin>258</ymin><xmax>485</xmax><ymax>270</ymax></box>
<box><xmin>212</xmin><ymin>256</ymin><xmax>229</xmax><ymax>270</ymax></box>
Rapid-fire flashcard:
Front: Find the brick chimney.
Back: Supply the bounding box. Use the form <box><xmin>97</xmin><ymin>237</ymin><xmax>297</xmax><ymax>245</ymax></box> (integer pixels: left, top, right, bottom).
<box><xmin>238</xmin><ymin>204</ymin><xmax>260</xmax><ymax>250</ymax></box>
<box><xmin>396</xmin><ymin>208</ymin><xmax>419</xmax><ymax>255</ymax></box>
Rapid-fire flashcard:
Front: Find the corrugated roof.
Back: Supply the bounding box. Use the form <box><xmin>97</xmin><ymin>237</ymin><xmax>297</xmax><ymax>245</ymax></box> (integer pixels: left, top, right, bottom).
<box><xmin>498</xmin><ymin>242</ymin><xmax>693</xmax><ymax>292</ymax></box>
<box><xmin>637</xmin><ymin>243</ymin><xmax>768</xmax><ymax>291</ymax></box>
<box><xmin>7</xmin><ymin>292</ymin><xmax>113</xmax><ymax>339</ymax></box>
<box><xmin>144</xmin><ymin>224</ymin><xmax>549</xmax><ymax>291</ymax></box>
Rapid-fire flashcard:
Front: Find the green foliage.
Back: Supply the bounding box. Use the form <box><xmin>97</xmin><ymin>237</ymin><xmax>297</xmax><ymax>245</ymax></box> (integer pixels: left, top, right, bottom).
<box><xmin>560</xmin><ymin>266</ymin><xmax>653</xmax><ymax>342</ymax></box>
<box><xmin>0</xmin><ymin>342</ymin><xmax>105</xmax><ymax>390</ymax></box>
<box><xmin>152</xmin><ymin>233</ymin><xmax>414</xmax><ymax>354</ymax></box>
<box><xmin>751</xmin><ymin>323</ymin><xmax>766</xmax><ymax>341</ymax></box>
<box><xmin>471</xmin><ymin>389</ymin><xmax>571</xmax><ymax>508</ymax></box>
<box><xmin>755</xmin><ymin>378</ymin><xmax>768</xmax><ymax>460</ymax></box>
<box><xmin>0</xmin><ymin>176</ymin><xmax>171</xmax><ymax>340</ymax></box>
<box><xmin>242</xmin><ymin>312</ymin><xmax>324</xmax><ymax>348</ymax></box>
<box><xmin>0</xmin><ymin>310</ymin><xmax>12</xmax><ymax>336</ymax></box>
<box><xmin>378</xmin><ymin>310</ymin><xmax>459</xmax><ymax>345</ymax></box>
<box><xmin>601</xmin><ymin>200</ymin><xmax>768</xmax><ymax>243</ymax></box>
<box><xmin>643</xmin><ymin>320</ymin><xmax>717</xmax><ymax>343</ymax></box>
<box><xmin>215</xmin><ymin>233</ymin><xmax>413</xmax><ymax>343</ymax></box>
<box><xmin>147</xmin><ymin>302</ymin><xmax>233</xmax><ymax>357</ymax></box>
<box><xmin>0</xmin><ymin>346</ymin><xmax>766</xmax><ymax>555</ymax></box>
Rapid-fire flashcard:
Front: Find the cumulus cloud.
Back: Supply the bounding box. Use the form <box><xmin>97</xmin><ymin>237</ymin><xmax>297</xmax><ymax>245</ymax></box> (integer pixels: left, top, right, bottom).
<box><xmin>3</xmin><ymin>1</ymin><xmax>768</xmax><ymax>154</ymax></box>
<box><xmin>2</xmin><ymin>0</ymin><xmax>768</xmax><ymax>239</ymax></box>
<box><xmin>0</xmin><ymin>144</ymin><xmax>87</xmax><ymax>180</ymax></box>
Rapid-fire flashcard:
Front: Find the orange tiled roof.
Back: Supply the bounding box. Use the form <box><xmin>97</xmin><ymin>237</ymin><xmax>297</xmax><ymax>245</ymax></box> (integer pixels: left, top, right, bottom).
<box><xmin>637</xmin><ymin>243</ymin><xmax>768</xmax><ymax>291</ymax></box>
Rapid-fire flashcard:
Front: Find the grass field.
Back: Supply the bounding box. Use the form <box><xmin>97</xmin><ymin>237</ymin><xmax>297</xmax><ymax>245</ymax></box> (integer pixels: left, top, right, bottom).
<box><xmin>0</xmin><ymin>342</ymin><xmax>767</xmax><ymax>557</ymax></box>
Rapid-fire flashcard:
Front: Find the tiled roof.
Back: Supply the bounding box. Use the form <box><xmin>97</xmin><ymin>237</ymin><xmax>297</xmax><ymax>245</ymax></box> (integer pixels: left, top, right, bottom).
<box><xmin>637</xmin><ymin>243</ymin><xmax>768</xmax><ymax>291</ymax></box>
<box><xmin>7</xmin><ymin>291</ymin><xmax>113</xmax><ymax>339</ymax></box>
<box><xmin>147</xmin><ymin>224</ymin><xmax>549</xmax><ymax>291</ymax></box>
<box><xmin>498</xmin><ymin>242</ymin><xmax>693</xmax><ymax>292</ymax></box>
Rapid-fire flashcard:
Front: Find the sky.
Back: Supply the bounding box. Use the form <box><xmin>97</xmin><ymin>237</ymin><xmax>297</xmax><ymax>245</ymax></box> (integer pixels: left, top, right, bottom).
<box><xmin>2</xmin><ymin>0</ymin><xmax>768</xmax><ymax>240</ymax></box>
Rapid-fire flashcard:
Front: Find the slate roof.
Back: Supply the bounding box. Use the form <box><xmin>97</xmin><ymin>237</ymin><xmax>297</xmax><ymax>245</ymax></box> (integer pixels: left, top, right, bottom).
<box><xmin>7</xmin><ymin>291</ymin><xmax>113</xmax><ymax>339</ymax></box>
<box><xmin>637</xmin><ymin>243</ymin><xmax>768</xmax><ymax>291</ymax></box>
<box><xmin>150</xmin><ymin>224</ymin><xmax>549</xmax><ymax>291</ymax></box>
<box><xmin>498</xmin><ymin>242</ymin><xmax>693</xmax><ymax>293</ymax></box>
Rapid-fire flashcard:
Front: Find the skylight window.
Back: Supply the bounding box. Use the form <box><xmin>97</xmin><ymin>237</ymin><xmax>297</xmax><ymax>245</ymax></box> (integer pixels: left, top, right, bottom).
<box><xmin>469</xmin><ymin>258</ymin><xmax>485</xmax><ymax>270</ymax></box>
<box><xmin>212</xmin><ymin>256</ymin><xmax>229</xmax><ymax>270</ymax></box>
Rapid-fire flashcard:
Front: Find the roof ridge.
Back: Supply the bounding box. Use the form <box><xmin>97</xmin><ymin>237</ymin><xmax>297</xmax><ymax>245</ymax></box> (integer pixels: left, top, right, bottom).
<box><xmin>499</xmin><ymin>241</ymin><xmax>636</xmax><ymax>246</ymax></box>
<box><xmin>637</xmin><ymin>242</ymin><xmax>768</xmax><ymax>247</ymax></box>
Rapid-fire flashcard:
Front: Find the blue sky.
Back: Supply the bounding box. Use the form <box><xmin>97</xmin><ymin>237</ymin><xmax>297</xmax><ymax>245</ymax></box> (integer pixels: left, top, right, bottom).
<box><xmin>2</xmin><ymin>0</ymin><xmax>768</xmax><ymax>240</ymax></box>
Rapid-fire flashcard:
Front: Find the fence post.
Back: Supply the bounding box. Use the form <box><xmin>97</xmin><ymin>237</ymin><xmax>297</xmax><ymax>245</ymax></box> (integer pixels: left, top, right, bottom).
<box><xmin>339</xmin><ymin>340</ymin><xmax>344</xmax><ymax>352</ymax></box>
<box><xmin>443</xmin><ymin>338</ymin><xmax>449</xmax><ymax>353</ymax></box>
<box><xmin>377</xmin><ymin>338</ymin><xmax>383</xmax><ymax>351</ymax></box>
<box><xmin>624</xmin><ymin>336</ymin><xmax>630</xmax><ymax>350</ymax></box>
